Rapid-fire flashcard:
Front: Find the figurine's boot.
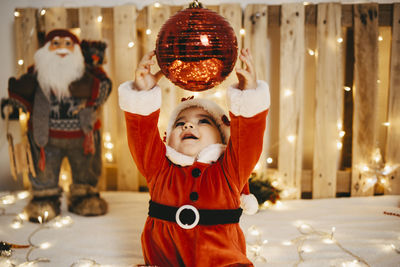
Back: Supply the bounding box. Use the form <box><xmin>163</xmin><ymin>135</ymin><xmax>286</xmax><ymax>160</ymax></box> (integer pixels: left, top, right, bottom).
<box><xmin>68</xmin><ymin>184</ymin><xmax>108</xmax><ymax>216</ymax></box>
<box><xmin>24</xmin><ymin>187</ymin><xmax>62</xmax><ymax>223</ymax></box>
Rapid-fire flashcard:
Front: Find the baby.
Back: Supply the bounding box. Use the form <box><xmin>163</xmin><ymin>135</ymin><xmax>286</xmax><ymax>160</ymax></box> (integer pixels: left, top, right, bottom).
<box><xmin>118</xmin><ymin>48</ymin><xmax>270</xmax><ymax>266</ymax></box>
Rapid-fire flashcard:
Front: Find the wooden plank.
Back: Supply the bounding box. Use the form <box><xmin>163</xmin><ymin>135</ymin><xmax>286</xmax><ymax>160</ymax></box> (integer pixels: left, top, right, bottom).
<box><xmin>44</xmin><ymin>7</ymin><xmax>67</xmax><ymax>33</ymax></box>
<box><xmin>352</xmin><ymin>4</ymin><xmax>379</xmax><ymax>196</ymax></box>
<box><xmin>14</xmin><ymin>8</ymin><xmax>38</xmax><ymax>77</ymax></box>
<box><xmin>113</xmin><ymin>5</ymin><xmax>140</xmax><ymax>191</ymax></box>
<box><xmin>147</xmin><ymin>5</ymin><xmax>177</xmax><ymax>168</ymax></box>
<box><xmin>78</xmin><ymin>7</ymin><xmax>102</xmax><ymax>40</ymax></box>
<box><xmin>303</xmin><ymin>15</ymin><xmax>316</xmax><ymax>172</ymax></box>
<box><xmin>385</xmin><ymin>3</ymin><xmax>400</xmax><ymax>194</ymax></box>
<box><xmin>78</xmin><ymin>6</ymin><xmax>104</xmax><ymax>190</ymax></box>
<box><xmin>243</xmin><ymin>4</ymin><xmax>269</xmax><ymax>175</ymax></box>
<box><xmin>313</xmin><ymin>3</ymin><xmax>343</xmax><ymax>198</ymax></box>
<box><xmin>278</xmin><ymin>3</ymin><xmax>305</xmax><ymax>199</ymax></box>
<box><xmin>218</xmin><ymin>4</ymin><xmax>242</xmax><ymax>92</ymax></box>
<box><xmin>101</xmin><ymin>8</ymin><xmax>118</xmax><ymax>190</ymax></box>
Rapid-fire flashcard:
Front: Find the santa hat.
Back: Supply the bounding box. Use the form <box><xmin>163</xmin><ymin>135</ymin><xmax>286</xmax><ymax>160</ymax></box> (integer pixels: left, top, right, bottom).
<box><xmin>166</xmin><ymin>97</ymin><xmax>231</xmax><ymax>145</ymax></box>
<box><xmin>166</xmin><ymin>97</ymin><xmax>259</xmax><ymax>215</ymax></box>
<box><xmin>44</xmin><ymin>29</ymin><xmax>80</xmax><ymax>45</ymax></box>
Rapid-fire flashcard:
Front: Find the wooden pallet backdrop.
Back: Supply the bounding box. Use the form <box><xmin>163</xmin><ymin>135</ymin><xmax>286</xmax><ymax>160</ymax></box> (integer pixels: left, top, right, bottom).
<box><xmin>12</xmin><ymin>3</ymin><xmax>400</xmax><ymax>198</ymax></box>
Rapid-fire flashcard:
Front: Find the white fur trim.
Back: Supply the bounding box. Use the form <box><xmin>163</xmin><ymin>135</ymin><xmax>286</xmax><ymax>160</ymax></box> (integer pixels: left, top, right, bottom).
<box><xmin>118</xmin><ymin>81</ymin><xmax>161</xmax><ymax>115</ymax></box>
<box><xmin>166</xmin><ymin>144</ymin><xmax>225</xmax><ymax>166</ymax></box>
<box><xmin>240</xmin><ymin>193</ymin><xmax>259</xmax><ymax>215</ymax></box>
<box><xmin>228</xmin><ymin>80</ymin><xmax>270</xmax><ymax>118</ymax></box>
<box><xmin>166</xmin><ymin>146</ymin><xmax>195</xmax><ymax>166</ymax></box>
<box><xmin>197</xmin><ymin>144</ymin><xmax>226</xmax><ymax>164</ymax></box>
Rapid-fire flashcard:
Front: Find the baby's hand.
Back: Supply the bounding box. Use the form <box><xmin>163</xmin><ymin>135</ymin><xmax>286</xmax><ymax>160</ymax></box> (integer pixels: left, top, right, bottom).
<box><xmin>134</xmin><ymin>50</ymin><xmax>163</xmax><ymax>91</ymax></box>
<box><xmin>235</xmin><ymin>48</ymin><xmax>257</xmax><ymax>90</ymax></box>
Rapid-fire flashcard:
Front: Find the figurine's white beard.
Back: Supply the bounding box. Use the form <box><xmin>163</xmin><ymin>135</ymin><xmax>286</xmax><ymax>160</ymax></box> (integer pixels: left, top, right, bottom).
<box><xmin>34</xmin><ymin>42</ymin><xmax>85</xmax><ymax>100</ymax></box>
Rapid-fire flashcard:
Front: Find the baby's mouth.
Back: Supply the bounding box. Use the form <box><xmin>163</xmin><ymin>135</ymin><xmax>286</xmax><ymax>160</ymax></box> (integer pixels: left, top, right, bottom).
<box><xmin>182</xmin><ymin>133</ymin><xmax>198</xmax><ymax>140</ymax></box>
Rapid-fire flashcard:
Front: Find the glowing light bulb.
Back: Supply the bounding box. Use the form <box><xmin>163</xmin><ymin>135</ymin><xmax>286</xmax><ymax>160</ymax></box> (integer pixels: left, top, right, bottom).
<box><xmin>105</xmin><ymin>152</ymin><xmax>113</xmax><ymax>162</ymax></box>
<box><xmin>154</xmin><ymin>2</ymin><xmax>161</xmax><ymax>8</ymax></box>
<box><xmin>17</xmin><ymin>191</ymin><xmax>29</xmax><ymax>199</ymax></box>
<box><xmin>267</xmin><ymin>157</ymin><xmax>273</xmax><ymax>164</ymax></box>
<box><xmin>308</xmin><ymin>49</ymin><xmax>315</xmax><ymax>56</ymax></box>
<box><xmin>61</xmin><ymin>173</ymin><xmax>68</xmax><ymax>181</ymax></box>
<box><xmin>382</xmin><ymin>122</ymin><xmax>390</xmax><ymax>127</ymax></box>
<box><xmin>337</xmin><ymin>121</ymin><xmax>343</xmax><ymax>130</ymax></box>
<box><xmin>14</xmin><ymin>11</ymin><xmax>20</xmax><ymax>17</ymax></box>
<box><xmin>262</xmin><ymin>201</ymin><xmax>271</xmax><ymax>208</ymax></box>
<box><xmin>11</xmin><ymin>220</ymin><xmax>22</xmax><ymax>229</ymax></box>
<box><xmin>287</xmin><ymin>135</ymin><xmax>295</xmax><ymax>143</ymax></box>
<box><xmin>361</xmin><ymin>165</ymin><xmax>369</xmax><ymax>172</ymax></box>
<box><xmin>302</xmin><ymin>245</ymin><xmax>313</xmax><ymax>253</ymax></box>
<box><xmin>344</xmin><ymin>86</ymin><xmax>351</xmax><ymax>92</ymax></box>
<box><xmin>18</xmin><ymin>59</ymin><xmax>24</xmax><ymax>66</ymax></box>
<box><xmin>303</xmin><ymin>2</ymin><xmax>311</xmax><ymax>6</ymax></box>
<box><xmin>271</xmin><ymin>180</ymin><xmax>279</xmax><ymax>187</ymax></box>
<box><xmin>284</xmin><ymin>89</ymin><xmax>293</xmax><ymax>97</ymax></box>
<box><xmin>40</xmin><ymin>242</ymin><xmax>51</xmax><ymax>249</ymax></box>
<box><xmin>105</xmin><ymin>142</ymin><xmax>114</xmax><ymax>149</ymax></box>
<box><xmin>18</xmin><ymin>213</ymin><xmax>27</xmax><ymax>221</ymax></box>
<box><xmin>1</xmin><ymin>195</ymin><xmax>16</xmax><ymax>205</ymax></box>
<box><xmin>146</xmin><ymin>29</ymin><xmax>152</xmax><ymax>35</ymax></box>
<box><xmin>240</xmin><ymin>29</ymin><xmax>246</xmax><ymax>36</ymax></box>
<box><xmin>337</xmin><ymin>141</ymin><xmax>343</xmax><ymax>150</ymax></box>
<box><xmin>323</xmin><ymin>238</ymin><xmax>335</xmax><ymax>244</ymax></box>
<box><xmin>128</xmin><ymin>41</ymin><xmax>135</xmax><ymax>48</ymax></box>
<box><xmin>19</xmin><ymin>112</ymin><xmax>27</xmax><ymax>121</ymax></box>
<box><xmin>97</xmin><ymin>16</ymin><xmax>103</xmax><ymax>23</ymax></box>
<box><xmin>339</xmin><ymin>131</ymin><xmax>345</xmax><ymax>138</ymax></box>
<box><xmin>40</xmin><ymin>9</ymin><xmax>46</xmax><ymax>16</ymax></box>
<box><xmin>337</xmin><ymin>37</ymin><xmax>343</xmax><ymax>43</ymax></box>
<box><xmin>104</xmin><ymin>132</ymin><xmax>111</xmax><ymax>142</ymax></box>
<box><xmin>283</xmin><ymin>240</ymin><xmax>292</xmax><ymax>246</ymax></box>
<box><xmin>61</xmin><ymin>216</ymin><xmax>73</xmax><ymax>226</ymax></box>
<box><xmin>378</xmin><ymin>36</ymin><xmax>383</xmax><ymax>41</ymax></box>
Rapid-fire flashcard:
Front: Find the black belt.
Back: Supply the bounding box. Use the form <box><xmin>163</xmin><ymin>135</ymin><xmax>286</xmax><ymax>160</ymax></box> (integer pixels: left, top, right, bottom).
<box><xmin>148</xmin><ymin>200</ymin><xmax>243</xmax><ymax>229</ymax></box>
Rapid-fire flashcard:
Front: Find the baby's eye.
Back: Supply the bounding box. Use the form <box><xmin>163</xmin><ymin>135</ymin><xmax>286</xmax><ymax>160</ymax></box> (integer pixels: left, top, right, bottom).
<box><xmin>175</xmin><ymin>121</ymin><xmax>185</xmax><ymax>127</ymax></box>
<box><xmin>199</xmin><ymin>118</ymin><xmax>211</xmax><ymax>125</ymax></box>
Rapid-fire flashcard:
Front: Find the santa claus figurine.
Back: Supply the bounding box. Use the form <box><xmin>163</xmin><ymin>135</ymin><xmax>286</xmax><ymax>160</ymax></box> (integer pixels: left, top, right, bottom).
<box><xmin>7</xmin><ymin>29</ymin><xmax>112</xmax><ymax>222</ymax></box>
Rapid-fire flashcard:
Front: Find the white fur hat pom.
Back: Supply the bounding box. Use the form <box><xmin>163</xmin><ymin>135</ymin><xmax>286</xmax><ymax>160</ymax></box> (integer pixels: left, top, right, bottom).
<box><xmin>240</xmin><ymin>193</ymin><xmax>259</xmax><ymax>215</ymax></box>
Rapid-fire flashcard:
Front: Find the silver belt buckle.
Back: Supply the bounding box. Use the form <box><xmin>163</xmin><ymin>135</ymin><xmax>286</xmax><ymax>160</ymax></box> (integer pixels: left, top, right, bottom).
<box><xmin>175</xmin><ymin>205</ymin><xmax>200</xmax><ymax>229</ymax></box>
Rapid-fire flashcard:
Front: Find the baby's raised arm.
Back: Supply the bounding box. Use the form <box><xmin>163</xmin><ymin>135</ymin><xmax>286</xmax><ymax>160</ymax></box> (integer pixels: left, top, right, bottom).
<box><xmin>134</xmin><ymin>50</ymin><xmax>163</xmax><ymax>91</ymax></box>
<box><xmin>235</xmin><ymin>48</ymin><xmax>257</xmax><ymax>90</ymax></box>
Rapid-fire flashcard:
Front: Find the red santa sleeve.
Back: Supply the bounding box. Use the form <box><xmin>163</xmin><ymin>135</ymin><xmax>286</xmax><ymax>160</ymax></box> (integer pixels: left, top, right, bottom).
<box><xmin>118</xmin><ymin>81</ymin><xmax>167</xmax><ymax>183</ymax></box>
<box><xmin>222</xmin><ymin>80</ymin><xmax>270</xmax><ymax>194</ymax></box>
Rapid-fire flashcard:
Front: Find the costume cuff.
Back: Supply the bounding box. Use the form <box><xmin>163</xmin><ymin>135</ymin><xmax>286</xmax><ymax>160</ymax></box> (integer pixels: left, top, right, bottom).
<box><xmin>118</xmin><ymin>81</ymin><xmax>161</xmax><ymax>115</ymax></box>
<box><xmin>227</xmin><ymin>80</ymin><xmax>270</xmax><ymax>118</ymax></box>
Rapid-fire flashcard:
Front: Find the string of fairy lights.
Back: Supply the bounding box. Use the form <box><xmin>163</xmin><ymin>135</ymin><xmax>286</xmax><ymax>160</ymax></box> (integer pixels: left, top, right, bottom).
<box><xmin>0</xmin><ymin>192</ymin><xmax>103</xmax><ymax>267</ymax></box>
<box><xmin>1</xmin><ymin>191</ymin><xmax>399</xmax><ymax>266</ymax></box>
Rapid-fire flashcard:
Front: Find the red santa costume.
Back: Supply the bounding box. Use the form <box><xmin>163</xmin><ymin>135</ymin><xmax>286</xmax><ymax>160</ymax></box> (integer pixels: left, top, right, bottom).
<box><xmin>118</xmin><ymin>80</ymin><xmax>269</xmax><ymax>266</ymax></box>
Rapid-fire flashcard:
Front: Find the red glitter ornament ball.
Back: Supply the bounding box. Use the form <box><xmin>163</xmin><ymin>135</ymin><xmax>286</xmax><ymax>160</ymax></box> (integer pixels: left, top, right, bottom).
<box><xmin>155</xmin><ymin>5</ymin><xmax>238</xmax><ymax>91</ymax></box>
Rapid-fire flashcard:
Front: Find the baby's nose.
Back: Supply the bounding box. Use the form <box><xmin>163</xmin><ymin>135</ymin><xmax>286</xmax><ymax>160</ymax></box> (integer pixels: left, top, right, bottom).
<box><xmin>183</xmin><ymin>122</ymin><xmax>194</xmax><ymax>130</ymax></box>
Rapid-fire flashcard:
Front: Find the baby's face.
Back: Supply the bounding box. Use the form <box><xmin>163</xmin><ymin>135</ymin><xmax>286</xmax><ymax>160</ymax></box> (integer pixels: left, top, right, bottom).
<box><xmin>168</xmin><ymin>107</ymin><xmax>222</xmax><ymax>157</ymax></box>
